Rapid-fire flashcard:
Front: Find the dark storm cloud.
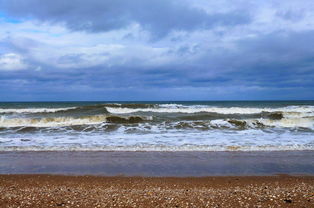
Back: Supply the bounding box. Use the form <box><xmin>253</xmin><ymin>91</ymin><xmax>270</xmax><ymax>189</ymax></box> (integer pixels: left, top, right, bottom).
<box><xmin>0</xmin><ymin>0</ymin><xmax>251</xmax><ymax>38</ymax></box>
<box><xmin>1</xmin><ymin>29</ymin><xmax>314</xmax><ymax>100</ymax></box>
<box><xmin>0</xmin><ymin>0</ymin><xmax>314</xmax><ymax>100</ymax></box>
<box><xmin>170</xmin><ymin>30</ymin><xmax>314</xmax><ymax>91</ymax></box>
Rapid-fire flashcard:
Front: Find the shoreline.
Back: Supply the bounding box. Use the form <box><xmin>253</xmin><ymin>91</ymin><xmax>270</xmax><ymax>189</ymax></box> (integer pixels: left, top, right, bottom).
<box><xmin>1</xmin><ymin>150</ymin><xmax>314</xmax><ymax>176</ymax></box>
<box><xmin>1</xmin><ymin>174</ymin><xmax>313</xmax><ymax>207</ymax></box>
<box><xmin>1</xmin><ymin>150</ymin><xmax>314</xmax><ymax>207</ymax></box>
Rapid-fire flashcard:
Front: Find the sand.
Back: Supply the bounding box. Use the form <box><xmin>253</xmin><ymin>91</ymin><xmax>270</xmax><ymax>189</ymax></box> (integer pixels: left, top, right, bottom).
<box><xmin>0</xmin><ymin>175</ymin><xmax>313</xmax><ymax>208</ymax></box>
<box><xmin>1</xmin><ymin>151</ymin><xmax>314</xmax><ymax>207</ymax></box>
<box><xmin>1</xmin><ymin>151</ymin><xmax>314</xmax><ymax>176</ymax></box>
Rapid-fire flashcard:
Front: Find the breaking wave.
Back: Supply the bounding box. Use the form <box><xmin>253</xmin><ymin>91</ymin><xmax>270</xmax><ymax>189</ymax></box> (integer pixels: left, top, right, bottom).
<box><xmin>0</xmin><ymin>103</ymin><xmax>313</xmax><ymax>129</ymax></box>
<box><xmin>106</xmin><ymin>105</ymin><xmax>314</xmax><ymax>115</ymax></box>
<box><xmin>0</xmin><ymin>102</ymin><xmax>313</xmax><ymax>151</ymax></box>
<box><xmin>0</xmin><ymin>107</ymin><xmax>76</xmax><ymax>114</ymax></box>
<box><xmin>0</xmin><ymin>115</ymin><xmax>149</xmax><ymax>128</ymax></box>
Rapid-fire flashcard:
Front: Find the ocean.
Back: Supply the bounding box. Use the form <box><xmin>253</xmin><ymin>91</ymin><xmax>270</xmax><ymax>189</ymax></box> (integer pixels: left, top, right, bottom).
<box><xmin>0</xmin><ymin>101</ymin><xmax>313</xmax><ymax>151</ymax></box>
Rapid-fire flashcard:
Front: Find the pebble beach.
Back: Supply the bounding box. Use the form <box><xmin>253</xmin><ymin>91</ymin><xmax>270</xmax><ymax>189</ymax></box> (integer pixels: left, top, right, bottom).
<box><xmin>0</xmin><ymin>175</ymin><xmax>313</xmax><ymax>208</ymax></box>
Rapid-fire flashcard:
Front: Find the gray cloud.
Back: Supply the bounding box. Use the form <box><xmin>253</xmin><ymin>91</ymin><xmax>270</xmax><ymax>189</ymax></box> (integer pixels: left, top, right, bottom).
<box><xmin>0</xmin><ymin>0</ymin><xmax>314</xmax><ymax>100</ymax></box>
<box><xmin>2</xmin><ymin>29</ymin><xmax>314</xmax><ymax>93</ymax></box>
<box><xmin>0</xmin><ymin>0</ymin><xmax>251</xmax><ymax>38</ymax></box>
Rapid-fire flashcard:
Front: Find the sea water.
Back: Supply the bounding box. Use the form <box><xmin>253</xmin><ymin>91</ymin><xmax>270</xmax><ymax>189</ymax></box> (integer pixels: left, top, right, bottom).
<box><xmin>0</xmin><ymin>101</ymin><xmax>313</xmax><ymax>151</ymax></box>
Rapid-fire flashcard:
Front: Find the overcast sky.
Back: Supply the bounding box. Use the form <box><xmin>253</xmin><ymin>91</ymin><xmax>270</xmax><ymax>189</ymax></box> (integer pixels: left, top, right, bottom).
<box><xmin>0</xmin><ymin>0</ymin><xmax>314</xmax><ymax>101</ymax></box>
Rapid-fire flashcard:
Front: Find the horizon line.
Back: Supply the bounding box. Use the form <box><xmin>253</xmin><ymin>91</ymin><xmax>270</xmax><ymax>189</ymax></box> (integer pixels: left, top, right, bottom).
<box><xmin>0</xmin><ymin>99</ymin><xmax>313</xmax><ymax>103</ymax></box>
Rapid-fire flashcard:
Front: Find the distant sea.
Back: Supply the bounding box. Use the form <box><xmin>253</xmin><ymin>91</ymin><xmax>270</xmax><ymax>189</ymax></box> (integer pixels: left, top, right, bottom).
<box><xmin>0</xmin><ymin>101</ymin><xmax>313</xmax><ymax>151</ymax></box>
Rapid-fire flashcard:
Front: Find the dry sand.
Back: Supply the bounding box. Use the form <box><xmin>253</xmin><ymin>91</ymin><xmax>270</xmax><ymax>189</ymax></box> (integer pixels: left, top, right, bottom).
<box><xmin>0</xmin><ymin>175</ymin><xmax>313</xmax><ymax>207</ymax></box>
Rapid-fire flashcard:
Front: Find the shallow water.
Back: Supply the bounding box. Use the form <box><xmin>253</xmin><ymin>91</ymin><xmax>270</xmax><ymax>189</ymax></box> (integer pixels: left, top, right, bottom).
<box><xmin>1</xmin><ymin>151</ymin><xmax>313</xmax><ymax>176</ymax></box>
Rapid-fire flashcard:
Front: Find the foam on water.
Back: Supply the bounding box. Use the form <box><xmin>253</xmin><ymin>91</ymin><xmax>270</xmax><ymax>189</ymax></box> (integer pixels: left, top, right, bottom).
<box><xmin>0</xmin><ymin>115</ymin><xmax>108</xmax><ymax>127</ymax></box>
<box><xmin>0</xmin><ymin>102</ymin><xmax>313</xmax><ymax>151</ymax></box>
<box><xmin>254</xmin><ymin>118</ymin><xmax>314</xmax><ymax>129</ymax></box>
<box><xmin>0</xmin><ymin>127</ymin><xmax>313</xmax><ymax>151</ymax></box>
<box><xmin>0</xmin><ymin>107</ymin><xmax>76</xmax><ymax>114</ymax></box>
<box><xmin>106</xmin><ymin>105</ymin><xmax>314</xmax><ymax>115</ymax></box>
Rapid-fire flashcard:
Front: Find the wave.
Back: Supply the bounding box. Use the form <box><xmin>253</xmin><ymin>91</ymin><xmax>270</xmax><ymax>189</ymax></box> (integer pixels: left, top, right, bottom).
<box><xmin>1</xmin><ymin>102</ymin><xmax>313</xmax><ymax>152</ymax></box>
<box><xmin>1</xmin><ymin>144</ymin><xmax>313</xmax><ymax>152</ymax></box>
<box><xmin>2</xmin><ymin>104</ymin><xmax>313</xmax><ymax>117</ymax></box>
<box><xmin>0</xmin><ymin>104</ymin><xmax>110</xmax><ymax>115</ymax></box>
<box><xmin>4</xmin><ymin>124</ymin><xmax>121</xmax><ymax>133</ymax></box>
<box><xmin>166</xmin><ymin>111</ymin><xmax>284</xmax><ymax>121</ymax></box>
<box><xmin>210</xmin><ymin>118</ymin><xmax>313</xmax><ymax>130</ymax></box>
<box><xmin>0</xmin><ymin>115</ymin><xmax>107</xmax><ymax>127</ymax></box>
<box><xmin>0</xmin><ymin>103</ymin><xmax>156</xmax><ymax>115</ymax></box>
<box><xmin>106</xmin><ymin>105</ymin><xmax>314</xmax><ymax>116</ymax></box>
<box><xmin>0</xmin><ymin>107</ymin><xmax>76</xmax><ymax>114</ymax></box>
<box><xmin>0</xmin><ymin>116</ymin><xmax>312</xmax><ymax>130</ymax></box>
<box><xmin>0</xmin><ymin>103</ymin><xmax>313</xmax><ymax>130</ymax></box>
<box><xmin>103</xmin><ymin>103</ymin><xmax>157</xmax><ymax>108</ymax></box>
<box><xmin>256</xmin><ymin>118</ymin><xmax>314</xmax><ymax>129</ymax></box>
<box><xmin>161</xmin><ymin>118</ymin><xmax>313</xmax><ymax>130</ymax></box>
<box><xmin>0</xmin><ymin>115</ymin><xmax>148</xmax><ymax>128</ymax></box>
<box><xmin>106</xmin><ymin>116</ymin><xmax>145</xmax><ymax>123</ymax></box>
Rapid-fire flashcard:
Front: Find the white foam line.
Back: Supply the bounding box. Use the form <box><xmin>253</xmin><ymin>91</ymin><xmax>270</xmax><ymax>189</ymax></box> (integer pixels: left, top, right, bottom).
<box><xmin>0</xmin><ymin>107</ymin><xmax>76</xmax><ymax>114</ymax></box>
<box><xmin>106</xmin><ymin>106</ymin><xmax>314</xmax><ymax>115</ymax></box>
<box><xmin>0</xmin><ymin>145</ymin><xmax>313</xmax><ymax>152</ymax></box>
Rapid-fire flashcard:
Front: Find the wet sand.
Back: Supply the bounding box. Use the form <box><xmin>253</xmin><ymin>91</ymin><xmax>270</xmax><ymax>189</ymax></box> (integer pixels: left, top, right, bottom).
<box><xmin>1</xmin><ymin>151</ymin><xmax>314</xmax><ymax>176</ymax></box>
<box><xmin>0</xmin><ymin>175</ymin><xmax>314</xmax><ymax>207</ymax></box>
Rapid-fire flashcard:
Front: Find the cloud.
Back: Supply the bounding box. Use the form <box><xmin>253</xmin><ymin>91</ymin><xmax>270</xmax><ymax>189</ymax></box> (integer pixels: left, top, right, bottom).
<box><xmin>0</xmin><ymin>0</ymin><xmax>251</xmax><ymax>39</ymax></box>
<box><xmin>0</xmin><ymin>53</ymin><xmax>28</xmax><ymax>70</ymax></box>
<box><xmin>0</xmin><ymin>0</ymin><xmax>314</xmax><ymax>100</ymax></box>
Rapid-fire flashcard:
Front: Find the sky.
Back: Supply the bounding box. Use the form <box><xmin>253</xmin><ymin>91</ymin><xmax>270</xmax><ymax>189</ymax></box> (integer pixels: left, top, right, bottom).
<box><xmin>0</xmin><ymin>0</ymin><xmax>314</xmax><ymax>101</ymax></box>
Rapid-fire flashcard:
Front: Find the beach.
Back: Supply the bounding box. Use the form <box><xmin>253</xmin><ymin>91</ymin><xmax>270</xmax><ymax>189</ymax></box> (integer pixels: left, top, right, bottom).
<box><xmin>0</xmin><ymin>101</ymin><xmax>314</xmax><ymax>207</ymax></box>
<box><xmin>0</xmin><ymin>151</ymin><xmax>314</xmax><ymax>207</ymax></box>
<box><xmin>1</xmin><ymin>175</ymin><xmax>314</xmax><ymax>207</ymax></box>
<box><xmin>1</xmin><ymin>151</ymin><xmax>314</xmax><ymax>176</ymax></box>
<box><xmin>1</xmin><ymin>0</ymin><xmax>314</xmax><ymax>204</ymax></box>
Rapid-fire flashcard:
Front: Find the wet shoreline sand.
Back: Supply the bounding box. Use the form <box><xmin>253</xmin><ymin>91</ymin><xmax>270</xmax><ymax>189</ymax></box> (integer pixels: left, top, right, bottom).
<box><xmin>0</xmin><ymin>151</ymin><xmax>314</xmax><ymax>176</ymax></box>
